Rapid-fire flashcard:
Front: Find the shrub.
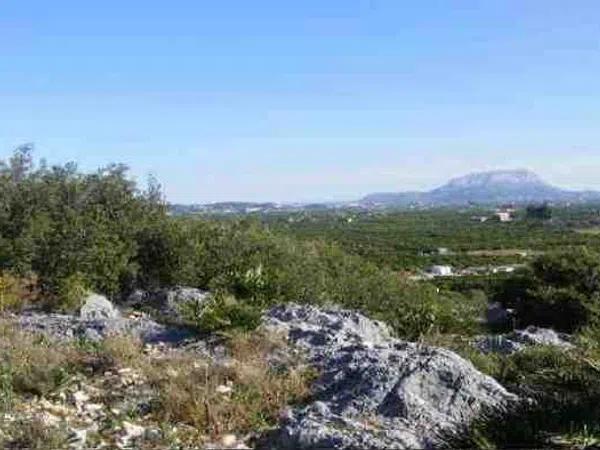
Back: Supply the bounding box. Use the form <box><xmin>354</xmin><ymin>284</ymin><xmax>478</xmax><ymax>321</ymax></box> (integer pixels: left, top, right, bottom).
<box><xmin>0</xmin><ymin>272</ymin><xmax>39</xmax><ymax>312</ymax></box>
<box><xmin>55</xmin><ymin>272</ymin><xmax>90</xmax><ymax>312</ymax></box>
<box><xmin>0</xmin><ymin>146</ymin><xmax>164</xmax><ymax>297</ymax></box>
<box><xmin>0</xmin><ymin>146</ymin><xmax>485</xmax><ymax>339</ymax></box>
<box><xmin>495</xmin><ymin>247</ymin><xmax>600</xmax><ymax>332</ymax></box>
<box><xmin>181</xmin><ymin>292</ymin><xmax>263</xmax><ymax>333</ymax></box>
<box><xmin>444</xmin><ymin>344</ymin><xmax>600</xmax><ymax>449</ymax></box>
<box><xmin>0</xmin><ymin>322</ymin><xmax>81</xmax><ymax>398</ymax></box>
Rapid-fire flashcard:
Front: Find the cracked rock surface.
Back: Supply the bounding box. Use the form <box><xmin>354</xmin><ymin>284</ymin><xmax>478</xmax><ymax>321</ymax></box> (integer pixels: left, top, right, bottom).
<box><xmin>261</xmin><ymin>304</ymin><xmax>519</xmax><ymax>450</ymax></box>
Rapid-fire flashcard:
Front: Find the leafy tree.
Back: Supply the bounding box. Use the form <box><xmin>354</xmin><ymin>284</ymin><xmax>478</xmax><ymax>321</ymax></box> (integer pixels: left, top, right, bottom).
<box><xmin>526</xmin><ymin>203</ymin><xmax>553</xmax><ymax>220</ymax></box>
<box><xmin>495</xmin><ymin>247</ymin><xmax>600</xmax><ymax>332</ymax></box>
<box><xmin>0</xmin><ymin>147</ymin><xmax>164</xmax><ymax>298</ymax></box>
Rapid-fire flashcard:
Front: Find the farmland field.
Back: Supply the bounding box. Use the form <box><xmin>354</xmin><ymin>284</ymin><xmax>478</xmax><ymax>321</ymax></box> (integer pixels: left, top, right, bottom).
<box><xmin>265</xmin><ymin>206</ymin><xmax>600</xmax><ymax>272</ymax></box>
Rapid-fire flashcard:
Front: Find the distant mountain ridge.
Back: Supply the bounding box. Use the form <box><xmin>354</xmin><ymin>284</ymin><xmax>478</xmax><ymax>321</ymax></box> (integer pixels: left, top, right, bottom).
<box><xmin>362</xmin><ymin>169</ymin><xmax>600</xmax><ymax>206</ymax></box>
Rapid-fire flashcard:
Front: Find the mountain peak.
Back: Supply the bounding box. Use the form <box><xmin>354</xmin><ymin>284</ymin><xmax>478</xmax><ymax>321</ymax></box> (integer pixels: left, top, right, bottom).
<box><xmin>444</xmin><ymin>169</ymin><xmax>546</xmax><ymax>189</ymax></box>
<box><xmin>361</xmin><ymin>168</ymin><xmax>600</xmax><ymax>206</ymax></box>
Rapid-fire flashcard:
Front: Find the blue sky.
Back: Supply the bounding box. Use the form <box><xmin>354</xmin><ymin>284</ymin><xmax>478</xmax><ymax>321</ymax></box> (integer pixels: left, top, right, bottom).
<box><xmin>2</xmin><ymin>1</ymin><xmax>600</xmax><ymax>202</ymax></box>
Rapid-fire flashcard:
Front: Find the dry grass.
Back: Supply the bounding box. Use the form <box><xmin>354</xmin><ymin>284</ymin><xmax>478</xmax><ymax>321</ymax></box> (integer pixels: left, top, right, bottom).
<box><xmin>0</xmin><ymin>417</ymin><xmax>70</xmax><ymax>449</ymax></box>
<box><xmin>0</xmin><ymin>273</ymin><xmax>40</xmax><ymax>312</ymax></box>
<box><xmin>99</xmin><ymin>334</ymin><xmax>145</xmax><ymax>368</ymax></box>
<box><xmin>147</xmin><ymin>330</ymin><xmax>314</xmax><ymax>442</ymax></box>
<box><xmin>0</xmin><ymin>322</ymin><xmax>81</xmax><ymax>399</ymax></box>
<box><xmin>0</xmin><ymin>323</ymin><xmax>314</xmax><ymax>448</ymax></box>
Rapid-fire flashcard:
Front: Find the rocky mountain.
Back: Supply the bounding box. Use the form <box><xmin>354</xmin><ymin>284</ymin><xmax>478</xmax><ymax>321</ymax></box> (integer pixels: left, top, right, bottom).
<box><xmin>362</xmin><ymin>169</ymin><xmax>600</xmax><ymax>207</ymax></box>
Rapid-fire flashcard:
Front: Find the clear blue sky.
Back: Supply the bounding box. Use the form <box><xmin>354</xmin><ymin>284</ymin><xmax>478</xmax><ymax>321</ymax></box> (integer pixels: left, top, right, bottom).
<box><xmin>2</xmin><ymin>1</ymin><xmax>600</xmax><ymax>202</ymax></box>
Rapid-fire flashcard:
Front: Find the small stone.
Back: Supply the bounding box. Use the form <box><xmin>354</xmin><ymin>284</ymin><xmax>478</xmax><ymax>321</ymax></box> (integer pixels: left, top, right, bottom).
<box><xmin>221</xmin><ymin>434</ymin><xmax>237</xmax><ymax>447</ymax></box>
<box><xmin>166</xmin><ymin>368</ymin><xmax>179</xmax><ymax>377</ymax></box>
<box><xmin>122</xmin><ymin>421</ymin><xmax>145</xmax><ymax>439</ymax></box>
<box><xmin>68</xmin><ymin>428</ymin><xmax>88</xmax><ymax>449</ymax></box>
<box><xmin>38</xmin><ymin>411</ymin><xmax>61</xmax><ymax>427</ymax></box>
<box><xmin>145</xmin><ymin>428</ymin><xmax>162</xmax><ymax>441</ymax></box>
<box><xmin>71</xmin><ymin>390</ymin><xmax>90</xmax><ymax>405</ymax></box>
<box><xmin>216</xmin><ymin>384</ymin><xmax>233</xmax><ymax>394</ymax></box>
<box><xmin>42</xmin><ymin>402</ymin><xmax>72</xmax><ymax>417</ymax></box>
<box><xmin>84</xmin><ymin>403</ymin><xmax>104</xmax><ymax>413</ymax></box>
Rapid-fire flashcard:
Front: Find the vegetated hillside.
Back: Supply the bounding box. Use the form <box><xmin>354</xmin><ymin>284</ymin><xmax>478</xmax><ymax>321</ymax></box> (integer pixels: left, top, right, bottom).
<box><xmin>362</xmin><ymin>169</ymin><xmax>600</xmax><ymax>206</ymax></box>
<box><xmin>1</xmin><ymin>146</ymin><xmax>600</xmax><ymax>449</ymax></box>
<box><xmin>0</xmin><ymin>146</ymin><xmax>482</xmax><ymax>338</ymax></box>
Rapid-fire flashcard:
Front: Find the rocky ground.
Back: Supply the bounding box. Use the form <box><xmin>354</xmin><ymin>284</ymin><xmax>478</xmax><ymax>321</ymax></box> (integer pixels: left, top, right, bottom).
<box><xmin>0</xmin><ymin>290</ymin><xmax>577</xmax><ymax>449</ymax></box>
<box><xmin>260</xmin><ymin>304</ymin><xmax>518</xmax><ymax>449</ymax></box>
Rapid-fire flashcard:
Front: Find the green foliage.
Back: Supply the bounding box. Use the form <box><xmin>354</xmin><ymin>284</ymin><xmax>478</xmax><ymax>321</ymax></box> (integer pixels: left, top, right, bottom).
<box><xmin>183</xmin><ymin>293</ymin><xmax>263</xmax><ymax>333</ymax></box>
<box><xmin>0</xmin><ymin>361</ymin><xmax>14</xmax><ymax>414</ymax></box>
<box><xmin>526</xmin><ymin>202</ymin><xmax>553</xmax><ymax>220</ymax></box>
<box><xmin>134</xmin><ymin>218</ymin><xmax>207</xmax><ymax>289</ymax></box>
<box><xmin>452</xmin><ymin>346</ymin><xmax>600</xmax><ymax>449</ymax></box>
<box><xmin>0</xmin><ymin>146</ymin><xmax>164</xmax><ymax>297</ymax></box>
<box><xmin>495</xmin><ymin>247</ymin><xmax>600</xmax><ymax>332</ymax></box>
<box><xmin>373</xmin><ymin>284</ymin><xmax>486</xmax><ymax>340</ymax></box>
<box><xmin>0</xmin><ymin>147</ymin><xmax>483</xmax><ymax>339</ymax></box>
<box><xmin>266</xmin><ymin>207</ymin><xmax>600</xmax><ymax>271</ymax></box>
<box><xmin>55</xmin><ymin>272</ymin><xmax>90</xmax><ymax>312</ymax></box>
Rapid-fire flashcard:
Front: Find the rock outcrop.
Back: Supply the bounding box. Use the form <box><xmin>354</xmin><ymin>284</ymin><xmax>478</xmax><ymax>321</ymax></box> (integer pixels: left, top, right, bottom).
<box><xmin>10</xmin><ymin>298</ymin><xmax>524</xmax><ymax>449</ymax></box>
<box><xmin>126</xmin><ymin>287</ymin><xmax>210</xmax><ymax>322</ymax></box>
<box><xmin>261</xmin><ymin>304</ymin><xmax>518</xmax><ymax>450</ymax></box>
<box><xmin>16</xmin><ymin>311</ymin><xmax>190</xmax><ymax>343</ymax></box>
<box><xmin>16</xmin><ymin>293</ymin><xmax>191</xmax><ymax>343</ymax></box>
<box><xmin>80</xmin><ymin>293</ymin><xmax>120</xmax><ymax>321</ymax></box>
<box><xmin>476</xmin><ymin>326</ymin><xmax>573</xmax><ymax>355</ymax></box>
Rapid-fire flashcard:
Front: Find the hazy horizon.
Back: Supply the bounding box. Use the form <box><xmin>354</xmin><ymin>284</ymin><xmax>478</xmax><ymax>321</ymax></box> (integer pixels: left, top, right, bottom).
<box><xmin>2</xmin><ymin>1</ymin><xmax>600</xmax><ymax>203</ymax></box>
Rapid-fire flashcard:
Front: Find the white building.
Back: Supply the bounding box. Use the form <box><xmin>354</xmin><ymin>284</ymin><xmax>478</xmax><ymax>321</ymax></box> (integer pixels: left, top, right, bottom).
<box><xmin>494</xmin><ymin>212</ymin><xmax>513</xmax><ymax>222</ymax></box>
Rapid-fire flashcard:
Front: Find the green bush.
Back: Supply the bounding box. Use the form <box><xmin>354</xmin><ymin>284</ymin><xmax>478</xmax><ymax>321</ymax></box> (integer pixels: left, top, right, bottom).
<box><xmin>0</xmin><ymin>146</ymin><xmax>164</xmax><ymax>297</ymax></box>
<box><xmin>445</xmin><ymin>345</ymin><xmax>600</xmax><ymax>449</ymax></box>
<box><xmin>495</xmin><ymin>247</ymin><xmax>600</xmax><ymax>332</ymax></box>
<box><xmin>55</xmin><ymin>272</ymin><xmax>90</xmax><ymax>312</ymax></box>
<box><xmin>180</xmin><ymin>292</ymin><xmax>262</xmax><ymax>333</ymax></box>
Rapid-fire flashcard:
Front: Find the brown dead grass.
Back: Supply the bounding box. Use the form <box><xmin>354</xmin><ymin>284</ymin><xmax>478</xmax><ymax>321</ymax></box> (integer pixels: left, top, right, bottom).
<box><xmin>100</xmin><ymin>334</ymin><xmax>145</xmax><ymax>368</ymax></box>
<box><xmin>0</xmin><ymin>323</ymin><xmax>314</xmax><ymax>447</ymax></box>
<box><xmin>0</xmin><ymin>273</ymin><xmax>40</xmax><ymax>312</ymax></box>
<box><xmin>0</xmin><ymin>322</ymin><xmax>82</xmax><ymax>398</ymax></box>
<box><xmin>0</xmin><ymin>417</ymin><xmax>70</xmax><ymax>449</ymax></box>
<box><xmin>147</xmin><ymin>330</ymin><xmax>314</xmax><ymax>442</ymax></box>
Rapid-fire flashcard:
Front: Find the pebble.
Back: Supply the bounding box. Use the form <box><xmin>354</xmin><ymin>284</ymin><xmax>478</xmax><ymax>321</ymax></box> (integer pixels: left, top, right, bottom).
<box><xmin>122</xmin><ymin>420</ymin><xmax>146</xmax><ymax>439</ymax></box>
<box><xmin>71</xmin><ymin>390</ymin><xmax>90</xmax><ymax>405</ymax></box>
<box><xmin>145</xmin><ymin>428</ymin><xmax>162</xmax><ymax>441</ymax></box>
<box><xmin>39</xmin><ymin>411</ymin><xmax>61</xmax><ymax>427</ymax></box>
<box><xmin>221</xmin><ymin>434</ymin><xmax>237</xmax><ymax>447</ymax></box>
<box><xmin>216</xmin><ymin>384</ymin><xmax>233</xmax><ymax>394</ymax></box>
<box><xmin>67</xmin><ymin>428</ymin><xmax>88</xmax><ymax>449</ymax></box>
<box><xmin>84</xmin><ymin>403</ymin><xmax>104</xmax><ymax>413</ymax></box>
